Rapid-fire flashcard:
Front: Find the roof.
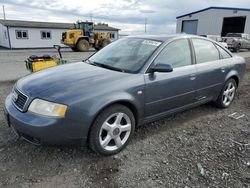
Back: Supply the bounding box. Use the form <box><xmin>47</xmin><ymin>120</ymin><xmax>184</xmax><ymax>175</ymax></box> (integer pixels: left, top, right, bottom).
<box><xmin>0</xmin><ymin>19</ymin><xmax>74</xmax><ymax>29</ymax></box>
<box><xmin>0</xmin><ymin>19</ymin><xmax>119</xmax><ymax>31</ymax></box>
<box><xmin>126</xmin><ymin>34</ymin><xmax>189</xmax><ymax>42</ymax></box>
<box><xmin>94</xmin><ymin>24</ymin><xmax>119</xmax><ymax>31</ymax></box>
<box><xmin>177</xmin><ymin>7</ymin><xmax>250</xmax><ymax>19</ymax></box>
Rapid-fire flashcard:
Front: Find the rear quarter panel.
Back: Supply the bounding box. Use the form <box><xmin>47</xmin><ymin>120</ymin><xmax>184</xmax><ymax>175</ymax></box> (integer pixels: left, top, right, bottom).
<box><xmin>225</xmin><ymin>55</ymin><xmax>246</xmax><ymax>85</ymax></box>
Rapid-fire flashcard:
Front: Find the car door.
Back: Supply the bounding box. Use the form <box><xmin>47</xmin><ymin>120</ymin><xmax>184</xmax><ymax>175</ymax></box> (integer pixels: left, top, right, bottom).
<box><xmin>144</xmin><ymin>39</ymin><xmax>197</xmax><ymax>118</ymax></box>
<box><xmin>191</xmin><ymin>38</ymin><xmax>232</xmax><ymax>101</ymax></box>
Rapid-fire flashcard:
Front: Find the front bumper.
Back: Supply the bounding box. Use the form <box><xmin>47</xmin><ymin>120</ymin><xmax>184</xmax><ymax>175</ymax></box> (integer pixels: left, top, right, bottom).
<box><xmin>4</xmin><ymin>94</ymin><xmax>88</xmax><ymax>146</ymax></box>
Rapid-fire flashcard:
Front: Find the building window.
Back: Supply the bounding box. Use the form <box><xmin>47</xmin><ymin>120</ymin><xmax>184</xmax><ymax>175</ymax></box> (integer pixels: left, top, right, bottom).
<box><xmin>16</xmin><ymin>30</ymin><xmax>28</xmax><ymax>39</ymax></box>
<box><xmin>41</xmin><ymin>31</ymin><xmax>51</xmax><ymax>39</ymax></box>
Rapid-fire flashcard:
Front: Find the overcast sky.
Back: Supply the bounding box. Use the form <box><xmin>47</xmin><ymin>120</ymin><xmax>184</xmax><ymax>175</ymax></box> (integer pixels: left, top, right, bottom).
<box><xmin>0</xmin><ymin>0</ymin><xmax>250</xmax><ymax>34</ymax></box>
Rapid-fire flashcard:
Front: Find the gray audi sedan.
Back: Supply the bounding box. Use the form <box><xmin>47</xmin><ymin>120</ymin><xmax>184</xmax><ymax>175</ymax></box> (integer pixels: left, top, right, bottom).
<box><xmin>4</xmin><ymin>35</ymin><xmax>246</xmax><ymax>155</ymax></box>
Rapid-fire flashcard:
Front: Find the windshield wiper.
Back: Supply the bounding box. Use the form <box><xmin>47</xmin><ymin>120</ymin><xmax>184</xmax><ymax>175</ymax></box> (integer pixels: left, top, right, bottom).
<box><xmin>87</xmin><ymin>60</ymin><xmax>126</xmax><ymax>73</ymax></box>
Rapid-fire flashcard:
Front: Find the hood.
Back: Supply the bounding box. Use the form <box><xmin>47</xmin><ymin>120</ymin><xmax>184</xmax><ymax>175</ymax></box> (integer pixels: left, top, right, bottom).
<box><xmin>17</xmin><ymin>62</ymin><xmax>133</xmax><ymax>102</ymax></box>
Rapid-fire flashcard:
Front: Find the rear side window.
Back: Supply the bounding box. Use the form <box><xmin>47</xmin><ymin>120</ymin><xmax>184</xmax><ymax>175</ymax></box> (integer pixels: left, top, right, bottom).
<box><xmin>154</xmin><ymin>39</ymin><xmax>192</xmax><ymax>68</ymax></box>
<box><xmin>216</xmin><ymin>45</ymin><xmax>232</xmax><ymax>59</ymax></box>
<box><xmin>192</xmin><ymin>39</ymin><xmax>220</xmax><ymax>64</ymax></box>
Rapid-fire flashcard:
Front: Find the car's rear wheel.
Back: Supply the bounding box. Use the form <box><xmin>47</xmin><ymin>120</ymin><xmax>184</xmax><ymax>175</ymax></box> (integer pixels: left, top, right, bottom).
<box><xmin>233</xmin><ymin>44</ymin><xmax>241</xmax><ymax>52</ymax></box>
<box><xmin>215</xmin><ymin>78</ymin><xmax>237</xmax><ymax>108</ymax></box>
<box><xmin>89</xmin><ymin>105</ymin><xmax>135</xmax><ymax>155</ymax></box>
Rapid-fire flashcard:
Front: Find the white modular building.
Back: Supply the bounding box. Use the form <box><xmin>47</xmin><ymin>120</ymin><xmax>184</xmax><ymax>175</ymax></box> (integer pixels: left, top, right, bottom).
<box><xmin>176</xmin><ymin>7</ymin><xmax>250</xmax><ymax>36</ymax></box>
<box><xmin>0</xmin><ymin>19</ymin><xmax>119</xmax><ymax>49</ymax></box>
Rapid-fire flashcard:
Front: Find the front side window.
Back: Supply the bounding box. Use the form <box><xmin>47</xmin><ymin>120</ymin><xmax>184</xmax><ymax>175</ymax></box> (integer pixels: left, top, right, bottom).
<box><xmin>192</xmin><ymin>39</ymin><xmax>220</xmax><ymax>64</ymax></box>
<box><xmin>88</xmin><ymin>38</ymin><xmax>162</xmax><ymax>73</ymax></box>
<box><xmin>41</xmin><ymin>31</ymin><xmax>51</xmax><ymax>39</ymax></box>
<box><xmin>16</xmin><ymin>30</ymin><xmax>28</xmax><ymax>39</ymax></box>
<box><xmin>154</xmin><ymin>39</ymin><xmax>192</xmax><ymax>68</ymax></box>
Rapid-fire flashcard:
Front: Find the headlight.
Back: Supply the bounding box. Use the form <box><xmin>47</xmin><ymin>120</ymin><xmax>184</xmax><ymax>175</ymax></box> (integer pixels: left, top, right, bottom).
<box><xmin>28</xmin><ymin>99</ymin><xmax>67</xmax><ymax>117</ymax></box>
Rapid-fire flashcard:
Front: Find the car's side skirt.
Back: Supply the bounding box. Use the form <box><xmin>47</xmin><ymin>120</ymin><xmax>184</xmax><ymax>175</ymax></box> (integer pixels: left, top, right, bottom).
<box><xmin>143</xmin><ymin>97</ymin><xmax>213</xmax><ymax>125</ymax></box>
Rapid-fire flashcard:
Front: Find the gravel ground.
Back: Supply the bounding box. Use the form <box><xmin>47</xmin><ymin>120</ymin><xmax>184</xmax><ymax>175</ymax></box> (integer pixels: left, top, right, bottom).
<box><xmin>0</xmin><ymin>49</ymin><xmax>249</xmax><ymax>187</ymax></box>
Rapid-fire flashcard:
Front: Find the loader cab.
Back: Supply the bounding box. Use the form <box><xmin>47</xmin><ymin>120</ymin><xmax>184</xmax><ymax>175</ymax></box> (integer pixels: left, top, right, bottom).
<box><xmin>77</xmin><ymin>22</ymin><xmax>94</xmax><ymax>37</ymax></box>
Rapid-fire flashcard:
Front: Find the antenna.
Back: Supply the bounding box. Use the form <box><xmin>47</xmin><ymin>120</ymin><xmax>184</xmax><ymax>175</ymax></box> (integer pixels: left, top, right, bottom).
<box><xmin>3</xmin><ymin>5</ymin><xmax>6</xmax><ymax>20</ymax></box>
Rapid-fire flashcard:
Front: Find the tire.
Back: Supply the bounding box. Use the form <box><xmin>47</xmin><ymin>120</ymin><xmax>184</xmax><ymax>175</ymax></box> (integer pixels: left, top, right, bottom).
<box><xmin>233</xmin><ymin>44</ymin><xmax>241</xmax><ymax>53</ymax></box>
<box><xmin>101</xmin><ymin>39</ymin><xmax>111</xmax><ymax>48</ymax></box>
<box><xmin>89</xmin><ymin>104</ymin><xmax>135</xmax><ymax>156</ymax></box>
<box><xmin>94</xmin><ymin>47</ymin><xmax>100</xmax><ymax>51</ymax></box>
<box><xmin>76</xmin><ymin>39</ymin><xmax>90</xmax><ymax>52</ymax></box>
<box><xmin>71</xmin><ymin>47</ymin><xmax>77</xmax><ymax>52</ymax></box>
<box><xmin>214</xmin><ymin>78</ymin><xmax>237</xmax><ymax>108</ymax></box>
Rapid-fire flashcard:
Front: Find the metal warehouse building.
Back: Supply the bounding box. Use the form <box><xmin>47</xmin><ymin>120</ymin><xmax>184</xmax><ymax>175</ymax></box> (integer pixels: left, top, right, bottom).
<box><xmin>0</xmin><ymin>19</ymin><xmax>119</xmax><ymax>49</ymax></box>
<box><xmin>176</xmin><ymin>7</ymin><xmax>250</xmax><ymax>36</ymax></box>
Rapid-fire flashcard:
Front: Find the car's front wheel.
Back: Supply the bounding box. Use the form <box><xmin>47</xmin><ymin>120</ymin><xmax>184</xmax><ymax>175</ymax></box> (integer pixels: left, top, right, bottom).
<box><xmin>89</xmin><ymin>104</ymin><xmax>135</xmax><ymax>155</ymax></box>
<box><xmin>215</xmin><ymin>78</ymin><xmax>237</xmax><ymax>108</ymax></box>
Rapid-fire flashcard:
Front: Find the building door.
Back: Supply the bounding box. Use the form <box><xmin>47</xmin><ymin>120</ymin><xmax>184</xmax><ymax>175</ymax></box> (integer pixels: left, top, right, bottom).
<box><xmin>181</xmin><ymin>20</ymin><xmax>198</xmax><ymax>35</ymax></box>
<box><xmin>221</xmin><ymin>16</ymin><xmax>246</xmax><ymax>36</ymax></box>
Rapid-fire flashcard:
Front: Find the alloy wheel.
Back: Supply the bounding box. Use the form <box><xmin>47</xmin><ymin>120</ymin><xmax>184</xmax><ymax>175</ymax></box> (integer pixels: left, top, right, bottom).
<box><xmin>99</xmin><ymin>112</ymin><xmax>131</xmax><ymax>151</ymax></box>
<box><xmin>222</xmin><ymin>82</ymin><xmax>236</xmax><ymax>106</ymax></box>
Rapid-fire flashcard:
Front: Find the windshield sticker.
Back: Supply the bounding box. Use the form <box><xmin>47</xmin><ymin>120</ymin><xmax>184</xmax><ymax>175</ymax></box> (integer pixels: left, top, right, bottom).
<box><xmin>142</xmin><ymin>40</ymin><xmax>161</xmax><ymax>46</ymax></box>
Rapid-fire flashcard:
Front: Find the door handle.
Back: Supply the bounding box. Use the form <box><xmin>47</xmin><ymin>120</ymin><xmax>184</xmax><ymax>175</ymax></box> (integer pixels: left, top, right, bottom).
<box><xmin>221</xmin><ymin>67</ymin><xmax>226</xmax><ymax>73</ymax></box>
<box><xmin>190</xmin><ymin>74</ymin><xmax>196</xmax><ymax>80</ymax></box>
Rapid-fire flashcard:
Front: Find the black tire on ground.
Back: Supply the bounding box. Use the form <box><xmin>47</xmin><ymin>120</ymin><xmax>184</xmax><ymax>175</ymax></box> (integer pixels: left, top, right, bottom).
<box><xmin>71</xmin><ymin>47</ymin><xmax>77</xmax><ymax>52</ymax></box>
<box><xmin>94</xmin><ymin>47</ymin><xmax>100</xmax><ymax>51</ymax></box>
<box><xmin>89</xmin><ymin>104</ymin><xmax>135</xmax><ymax>156</ymax></box>
<box><xmin>76</xmin><ymin>39</ymin><xmax>90</xmax><ymax>52</ymax></box>
<box><xmin>214</xmin><ymin>78</ymin><xmax>237</xmax><ymax>108</ymax></box>
<box><xmin>101</xmin><ymin>39</ymin><xmax>111</xmax><ymax>48</ymax></box>
<box><xmin>233</xmin><ymin>44</ymin><xmax>241</xmax><ymax>53</ymax></box>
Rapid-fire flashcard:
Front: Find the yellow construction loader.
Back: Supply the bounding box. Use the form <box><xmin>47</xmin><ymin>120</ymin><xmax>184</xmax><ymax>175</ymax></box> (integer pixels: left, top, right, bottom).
<box><xmin>61</xmin><ymin>21</ymin><xmax>111</xmax><ymax>51</ymax></box>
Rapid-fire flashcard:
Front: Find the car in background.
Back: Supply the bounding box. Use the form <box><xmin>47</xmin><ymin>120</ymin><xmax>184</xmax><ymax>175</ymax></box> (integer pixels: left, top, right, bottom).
<box><xmin>4</xmin><ymin>35</ymin><xmax>246</xmax><ymax>156</ymax></box>
<box><xmin>201</xmin><ymin>35</ymin><xmax>228</xmax><ymax>49</ymax></box>
<box><xmin>223</xmin><ymin>33</ymin><xmax>250</xmax><ymax>52</ymax></box>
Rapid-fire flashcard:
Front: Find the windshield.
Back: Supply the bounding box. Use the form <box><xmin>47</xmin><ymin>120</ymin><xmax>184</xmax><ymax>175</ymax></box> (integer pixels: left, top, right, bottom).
<box><xmin>225</xmin><ymin>33</ymin><xmax>241</xmax><ymax>38</ymax></box>
<box><xmin>88</xmin><ymin>38</ymin><xmax>162</xmax><ymax>73</ymax></box>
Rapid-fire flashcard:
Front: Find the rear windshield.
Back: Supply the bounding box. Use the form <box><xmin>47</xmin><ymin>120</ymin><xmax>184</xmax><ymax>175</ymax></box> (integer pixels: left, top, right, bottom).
<box><xmin>225</xmin><ymin>33</ymin><xmax>241</xmax><ymax>38</ymax></box>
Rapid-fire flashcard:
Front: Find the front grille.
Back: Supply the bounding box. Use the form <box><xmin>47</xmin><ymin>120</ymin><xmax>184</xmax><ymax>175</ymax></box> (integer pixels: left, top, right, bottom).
<box><xmin>12</xmin><ymin>88</ymin><xmax>28</xmax><ymax>111</ymax></box>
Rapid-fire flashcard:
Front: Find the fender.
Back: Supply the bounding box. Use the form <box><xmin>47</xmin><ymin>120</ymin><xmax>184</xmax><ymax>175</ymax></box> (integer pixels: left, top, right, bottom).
<box><xmin>224</xmin><ymin>69</ymin><xmax>239</xmax><ymax>84</ymax></box>
<box><xmin>76</xmin><ymin>37</ymin><xmax>89</xmax><ymax>44</ymax></box>
<box><xmin>88</xmin><ymin>91</ymin><xmax>144</xmax><ymax>125</ymax></box>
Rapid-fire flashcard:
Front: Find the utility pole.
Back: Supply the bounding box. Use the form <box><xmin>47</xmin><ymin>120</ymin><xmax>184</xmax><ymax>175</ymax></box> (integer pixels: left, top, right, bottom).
<box><xmin>90</xmin><ymin>13</ymin><xmax>93</xmax><ymax>22</ymax></box>
<box><xmin>144</xmin><ymin>18</ymin><xmax>147</xmax><ymax>33</ymax></box>
<box><xmin>2</xmin><ymin>5</ymin><xmax>6</xmax><ymax>20</ymax></box>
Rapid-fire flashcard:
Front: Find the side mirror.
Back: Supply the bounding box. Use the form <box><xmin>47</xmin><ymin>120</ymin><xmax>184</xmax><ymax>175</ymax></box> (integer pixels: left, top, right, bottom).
<box><xmin>150</xmin><ymin>63</ymin><xmax>173</xmax><ymax>73</ymax></box>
